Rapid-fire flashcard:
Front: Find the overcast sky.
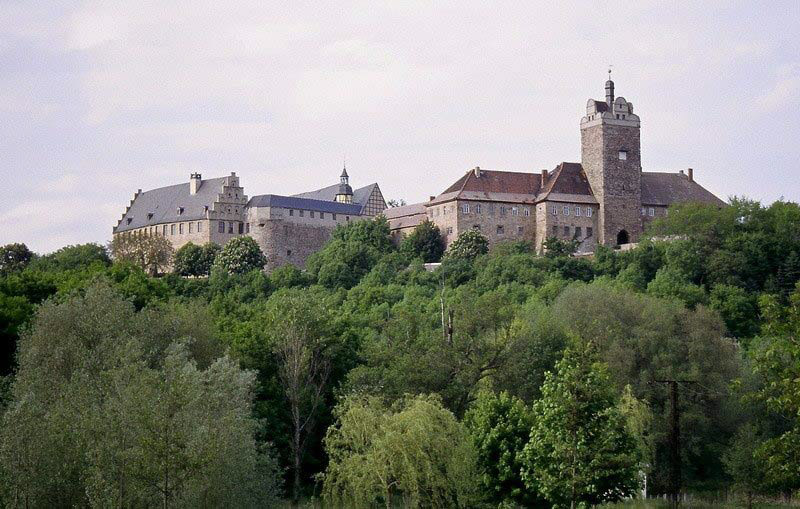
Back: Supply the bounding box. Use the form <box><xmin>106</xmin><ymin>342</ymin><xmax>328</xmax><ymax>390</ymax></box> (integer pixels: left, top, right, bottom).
<box><xmin>2</xmin><ymin>1</ymin><xmax>799</xmax><ymax>253</ymax></box>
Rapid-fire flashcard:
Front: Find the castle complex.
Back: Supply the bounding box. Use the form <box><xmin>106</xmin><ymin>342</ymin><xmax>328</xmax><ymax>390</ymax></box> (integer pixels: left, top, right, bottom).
<box><xmin>113</xmin><ymin>169</ymin><xmax>387</xmax><ymax>269</ymax></box>
<box><xmin>386</xmin><ymin>77</ymin><xmax>724</xmax><ymax>252</ymax></box>
<box><xmin>114</xmin><ymin>77</ymin><xmax>724</xmax><ymax>268</ymax></box>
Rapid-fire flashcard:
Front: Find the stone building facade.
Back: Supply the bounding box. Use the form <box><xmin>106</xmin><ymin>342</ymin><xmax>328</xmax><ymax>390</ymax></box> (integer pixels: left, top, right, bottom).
<box><xmin>113</xmin><ymin>168</ymin><xmax>387</xmax><ymax>270</ymax></box>
<box><xmin>387</xmin><ymin>78</ymin><xmax>725</xmax><ymax>253</ymax></box>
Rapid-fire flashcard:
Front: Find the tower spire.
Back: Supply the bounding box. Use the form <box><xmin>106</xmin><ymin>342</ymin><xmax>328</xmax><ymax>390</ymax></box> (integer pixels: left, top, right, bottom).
<box><xmin>605</xmin><ymin>66</ymin><xmax>615</xmax><ymax>107</ymax></box>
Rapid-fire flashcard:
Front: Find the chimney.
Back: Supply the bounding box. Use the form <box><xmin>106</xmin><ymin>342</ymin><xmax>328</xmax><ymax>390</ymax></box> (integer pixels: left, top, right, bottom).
<box><xmin>190</xmin><ymin>173</ymin><xmax>202</xmax><ymax>195</ymax></box>
<box><xmin>473</xmin><ymin>166</ymin><xmax>481</xmax><ymax>177</ymax></box>
<box><xmin>541</xmin><ymin>169</ymin><xmax>549</xmax><ymax>186</ymax></box>
<box><xmin>687</xmin><ymin>168</ymin><xmax>694</xmax><ymax>182</ymax></box>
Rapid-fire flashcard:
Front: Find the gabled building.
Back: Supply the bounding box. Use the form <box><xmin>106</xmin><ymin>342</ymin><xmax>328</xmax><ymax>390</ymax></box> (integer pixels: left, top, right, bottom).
<box><xmin>113</xmin><ymin>167</ymin><xmax>387</xmax><ymax>270</ymax></box>
<box><xmin>388</xmin><ymin>77</ymin><xmax>725</xmax><ymax>253</ymax></box>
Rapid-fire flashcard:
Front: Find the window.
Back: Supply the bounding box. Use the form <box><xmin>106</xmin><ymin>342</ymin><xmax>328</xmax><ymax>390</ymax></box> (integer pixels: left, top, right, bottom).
<box><xmin>512</xmin><ymin>207</ymin><xmax>518</xmax><ymax>216</ymax></box>
<box><xmin>575</xmin><ymin>226</ymin><xmax>582</xmax><ymax>238</ymax></box>
<box><xmin>299</xmin><ymin>210</ymin><xmax>304</xmax><ymax>217</ymax></box>
<box><xmin>320</xmin><ymin>212</ymin><xmax>324</xmax><ymax>219</ymax></box>
<box><xmin>475</xmin><ymin>204</ymin><xmax>481</xmax><ymax>214</ymax></box>
<box><xmin>447</xmin><ymin>226</ymin><xmax>453</xmax><ymax>234</ymax></box>
<box><xmin>310</xmin><ymin>211</ymin><xmax>315</xmax><ymax>218</ymax></box>
<box><xmin>641</xmin><ymin>207</ymin><xmax>646</xmax><ymax>216</ymax></box>
<box><xmin>287</xmin><ymin>250</ymin><xmax>292</xmax><ymax>257</ymax></box>
<box><xmin>333</xmin><ymin>213</ymin><xmax>337</xmax><ymax>220</ymax></box>
<box><xmin>552</xmin><ymin>206</ymin><xmax>557</xmax><ymax>216</ymax></box>
<box><xmin>289</xmin><ymin>209</ymin><xmax>294</xmax><ymax>216</ymax></box>
<box><xmin>179</xmin><ymin>223</ymin><xmax>184</xmax><ymax>234</ymax></box>
<box><xmin>619</xmin><ymin>150</ymin><xmax>627</xmax><ymax>160</ymax></box>
<box><xmin>246</xmin><ymin>223</ymin><xmax>250</xmax><ymax>233</ymax></box>
<box><xmin>162</xmin><ymin>225</ymin><xmax>167</xmax><ymax>235</ymax></box>
<box><xmin>518</xmin><ymin>226</ymin><xmax>524</xmax><ymax>234</ymax></box>
<box><xmin>497</xmin><ymin>225</ymin><xmax>504</xmax><ymax>235</ymax></box>
<box><xmin>197</xmin><ymin>222</ymin><xmax>202</xmax><ymax>232</ymax></box>
<box><xmin>563</xmin><ymin>205</ymin><xmax>570</xmax><ymax>216</ymax></box>
<box><xmin>524</xmin><ymin>208</ymin><xmax>530</xmax><ymax>217</ymax></box>
<box><xmin>346</xmin><ymin>216</ymin><xmax>350</xmax><ymax>221</ymax></box>
<box><xmin>228</xmin><ymin>222</ymin><xmax>234</xmax><ymax>234</ymax></box>
<box><xmin>473</xmin><ymin>224</ymin><xmax>481</xmax><ymax>231</ymax></box>
<box><xmin>238</xmin><ymin>222</ymin><xmax>244</xmax><ymax>234</ymax></box>
<box><xmin>171</xmin><ymin>224</ymin><xmax>176</xmax><ymax>235</ymax></box>
<box><xmin>587</xmin><ymin>208</ymin><xmax>593</xmax><ymax>218</ymax></box>
<box><xmin>500</xmin><ymin>206</ymin><xmax>507</xmax><ymax>216</ymax></box>
<box><xmin>575</xmin><ymin>206</ymin><xmax>582</xmax><ymax>217</ymax></box>
<box><xmin>552</xmin><ymin>225</ymin><xmax>558</xmax><ymax>236</ymax></box>
<box><xmin>563</xmin><ymin>226</ymin><xmax>570</xmax><ymax>236</ymax></box>
<box><xmin>462</xmin><ymin>203</ymin><xmax>470</xmax><ymax>213</ymax></box>
<box><xmin>587</xmin><ymin>227</ymin><xmax>593</xmax><ymax>237</ymax></box>
<box><xmin>218</xmin><ymin>221</ymin><xmax>224</xmax><ymax>233</ymax></box>
<box><xmin>649</xmin><ymin>207</ymin><xmax>655</xmax><ymax>217</ymax></box>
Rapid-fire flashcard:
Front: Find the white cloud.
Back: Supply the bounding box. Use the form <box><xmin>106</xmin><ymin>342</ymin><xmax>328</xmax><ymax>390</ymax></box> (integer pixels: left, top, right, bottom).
<box><xmin>756</xmin><ymin>64</ymin><xmax>800</xmax><ymax>112</ymax></box>
<box><xmin>66</xmin><ymin>9</ymin><xmax>126</xmax><ymax>50</ymax></box>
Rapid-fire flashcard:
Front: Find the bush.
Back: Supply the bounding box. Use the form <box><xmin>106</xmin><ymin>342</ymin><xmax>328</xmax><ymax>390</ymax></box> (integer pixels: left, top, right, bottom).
<box><xmin>213</xmin><ymin>237</ymin><xmax>266</xmax><ymax>275</ymax></box>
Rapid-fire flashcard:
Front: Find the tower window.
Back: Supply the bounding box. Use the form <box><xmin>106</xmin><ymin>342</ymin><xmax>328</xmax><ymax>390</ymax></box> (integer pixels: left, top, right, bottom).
<box><xmin>552</xmin><ymin>206</ymin><xmax>557</xmax><ymax>216</ymax></box>
<box><xmin>587</xmin><ymin>208</ymin><xmax>593</xmax><ymax>218</ymax></box>
<box><xmin>649</xmin><ymin>207</ymin><xmax>655</xmax><ymax>217</ymax></box>
<box><xmin>575</xmin><ymin>206</ymin><xmax>582</xmax><ymax>217</ymax></box>
<box><xmin>563</xmin><ymin>205</ymin><xmax>570</xmax><ymax>216</ymax></box>
<box><xmin>619</xmin><ymin>150</ymin><xmax>628</xmax><ymax>160</ymax></box>
<box><xmin>524</xmin><ymin>208</ymin><xmax>530</xmax><ymax>217</ymax></box>
<box><xmin>475</xmin><ymin>204</ymin><xmax>481</xmax><ymax>214</ymax></box>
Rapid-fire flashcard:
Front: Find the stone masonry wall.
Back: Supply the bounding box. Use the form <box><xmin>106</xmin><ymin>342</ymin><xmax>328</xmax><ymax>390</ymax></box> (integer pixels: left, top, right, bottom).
<box><xmin>581</xmin><ymin>120</ymin><xmax>642</xmax><ymax>246</ymax></box>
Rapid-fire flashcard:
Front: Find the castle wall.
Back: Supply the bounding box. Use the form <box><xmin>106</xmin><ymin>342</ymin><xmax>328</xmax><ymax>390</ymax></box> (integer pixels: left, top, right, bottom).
<box><xmin>538</xmin><ymin>201</ymin><xmax>599</xmax><ymax>251</ymax></box>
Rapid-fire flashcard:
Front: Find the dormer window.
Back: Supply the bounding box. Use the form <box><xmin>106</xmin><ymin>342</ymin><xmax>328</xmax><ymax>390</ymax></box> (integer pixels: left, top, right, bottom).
<box><xmin>618</xmin><ymin>150</ymin><xmax>627</xmax><ymax>161</ymax></box>
<box><xmin>147</xmin><ymin>213</ymin><xmax>154</xmax><ymax>220</ymax></box>
<box><xmin>177</xmin><ymin>207</ymin><xmax>184</xmax><ymax>215</ymax></box>
<box><xmin>126</xmin><ymin>217</ymin><xmax>133</xmax><ymax>225</ymax></box>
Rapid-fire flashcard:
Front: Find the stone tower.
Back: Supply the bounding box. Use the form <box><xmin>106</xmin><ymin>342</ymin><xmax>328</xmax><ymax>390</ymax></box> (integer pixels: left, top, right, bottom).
<box><xmin>580</xmin><ymin>76</ymin><xmax>642</xmax><ymax>246</ymax></box>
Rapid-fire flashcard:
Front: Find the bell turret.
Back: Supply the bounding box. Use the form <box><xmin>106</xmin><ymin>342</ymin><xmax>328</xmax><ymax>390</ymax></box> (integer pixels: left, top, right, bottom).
<box><xmin>335</xmin><ymin>165</ymin><xmax>353</xmax><ymax>204</ymax></box>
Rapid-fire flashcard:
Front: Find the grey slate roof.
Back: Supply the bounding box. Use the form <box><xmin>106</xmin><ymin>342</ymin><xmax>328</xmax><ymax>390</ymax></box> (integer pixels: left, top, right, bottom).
<box><xmin>293</xmin><ymin>182</ymin><xmax>380</xmax><ymax>213</ymax></box>
<box><xmin>641</xmin><ymin>172</ymin><xmax>726</xmax><ymax>207</ymax></box>
<box><xmin>114</xmin><ymin>177</ymin><xmax>226</xmax><ymax>233</ymax></box>
<box><xmin>247</xmin><ymin>194</ymin><xmax>363</xmax><ymax>215</ymax></box>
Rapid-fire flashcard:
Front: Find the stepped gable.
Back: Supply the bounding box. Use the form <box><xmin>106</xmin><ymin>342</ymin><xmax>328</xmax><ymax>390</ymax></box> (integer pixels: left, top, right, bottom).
<box><xmin>114</xmin><ymin>177</ymin><xmax>226</xmax><ymax>233</ymax></box>
<box><xmin>641</xmin><ymin>172</ymin><xmax>725</xmax><ymax>207</ymax></box>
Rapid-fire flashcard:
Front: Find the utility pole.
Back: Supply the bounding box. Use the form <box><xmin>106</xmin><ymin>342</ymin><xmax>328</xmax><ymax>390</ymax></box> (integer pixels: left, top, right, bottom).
<box><xmin>651</xmin><ymin>379</ymin><xmax>696</xmax><ymax>507</ymax></box>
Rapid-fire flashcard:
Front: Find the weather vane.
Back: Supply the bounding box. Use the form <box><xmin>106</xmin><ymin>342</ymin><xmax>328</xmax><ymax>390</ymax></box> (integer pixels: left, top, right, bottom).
<box><xmin>608</xmin><ymin>64</ymin><xmax>613</xmax><ymax>80</ymax></box>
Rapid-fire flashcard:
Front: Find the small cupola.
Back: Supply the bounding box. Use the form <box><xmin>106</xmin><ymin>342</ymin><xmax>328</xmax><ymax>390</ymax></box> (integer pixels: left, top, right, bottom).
<box><xmin>335</xmin><ymin>165</ymin><xmax>353</xmax><ymax>204</ymax></box>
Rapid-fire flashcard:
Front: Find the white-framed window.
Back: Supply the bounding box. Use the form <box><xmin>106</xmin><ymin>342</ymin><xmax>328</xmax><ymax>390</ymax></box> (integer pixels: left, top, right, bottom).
<box><xmin>512</xmin><ymin>206</ymin><xmax>519</xmax><ymax>216</ymax></box>
<box><xmin>649</xmin><ymin>207</ymin><xmax>655</xmax><ymax>217</ymax></box>
<box><xmin>641</xmin><ymin>207</ymin><xmax>646</xmax><ymax>216</ymax></box>
<box><xmin>462</xmin><ymin>203</ymin><xmax>470</xmax><ymax>214</ymax></box>
<box><xmin>563</xmin><ymin>205</ymin><xmax>570</xmax><ymax>216</ymax></box>
<box><xmin>587</xmin><ymin>207</ymin><xmax>593</xmax><ymax>218</ymax></box>
<box><xmin>500</xmin><ymin>206</ymin><xmax>506</xmax><ymax>216</ymax></box>
<box><xmin>575</xmin><ymin>206</ymin><xmax>582</xmax><ymax>217</ymax></box>
<box><xmin>552</xmin><ymin>206</ymin><xmax>557</xmax><ymax>216</ymax></box>
<box><xmin>619</xmin><ymin>150</ymin><xmax>627</xmax><ymax>160</ymax></box>
<box><xmin>475</xmin><ymin>204</ymin><xmax>482</xmax><ymax>214</ymax></box>
<box><xmin>523</xmin><ymin>208</ymin><xmax>530</xmax><ymax>217</ymax></box>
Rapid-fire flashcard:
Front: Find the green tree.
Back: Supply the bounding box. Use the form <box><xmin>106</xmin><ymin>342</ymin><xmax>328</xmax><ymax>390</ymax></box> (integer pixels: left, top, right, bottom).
<box><xmin>400</xmin><ymin>220</ymin><xmax>444</xmax><ymax>263</ymax></box>
<box><xmin>750</xmin><ymin>287</ymin><xmax>800</xmax><ymax>493</ymax></box>
<box><xmin>464</xmin><ymin>391</ymin><xmax>542</xmax><ymax>506</ymax></box>
<box><xmin>543</xmin><ymin>236</ymin><xmax>579</xmax><ymax>258</ymax></box>
<box><xmin>322</xmin><ymin>394</ymin><xmax>480</xmax><ymax>508</ymax></box>
<box><xmin>445</xmin><ymin>229</ymin><xmax>489</xmax><ymax>261</ymax></box>
<box><xmin>646</xmin><ymin>266</ymin><xmax>708</xmax><ymax>309</ymax></box>
<box><xmin>0</xmin><ymin>243</ymin><xmax>34</xmax><ymax>275</ymax></box>
<box><xmin>0</xmin><ymin>283</ymin><xmax>280</xmax><ymax>507</ymax></box>
<box><xmin>521</xmin><ymin>343</ymin><xmax>640</xmax><ymax>508</ymax></box>
<box><xmin>30</xmin><ymin>243</ymin><xmax>110</xmax><ymax>272</ymax></box>
<box><xmin>709</xmin><ymin>284</ymin><xmax>759</xmax><ymax>338</ymax></box>
<box><xmin>723</xmin><ymin>424</ymin><xmax>767</xmax><ymax>508</ymax></box>
<box><xmin>213</xmin><ymin>236</ymin><xmax>266</xmax><ymax>275</ymax></box>
<box><xmin>173</xmin><ymin>242</ymin><xmax>205</xmax><ymax>276</ymax></box>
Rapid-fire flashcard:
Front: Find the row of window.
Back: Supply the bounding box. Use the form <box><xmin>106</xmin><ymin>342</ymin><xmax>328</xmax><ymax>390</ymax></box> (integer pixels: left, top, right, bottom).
<box><xmin>459</xmin><ymin>203</ymin><xmax>532</xmax><ymax>217</ymax></box>
<box><xmin>641</xmin><ymin>207</ymin><xmax>658</xmax><ymax>217</ymax></box>
<box><xmin>552</xmin><ymin>225</ymin><xmax>593</xmax><ymax>238</ymax></box>
<box><xmin>287</xmin><ymin>209</ymin><xmax>351</xmax><ymax>221</ymax></box>
<box><xmin>217</xmin><ymin>221</ymin><xmax>248</xmax><ymax>234</ymax></box>
<box><xmin>552</xmin><ymin>205</ymin><xmax>594</xmax><ymax>217</ymax></box>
